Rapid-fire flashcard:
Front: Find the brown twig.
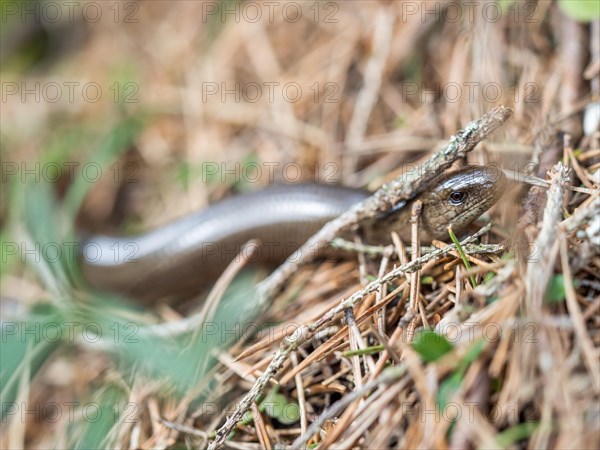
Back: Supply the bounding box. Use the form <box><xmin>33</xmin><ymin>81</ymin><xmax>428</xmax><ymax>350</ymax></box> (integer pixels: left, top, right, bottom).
<box><xmin>344</xmin><ymin>5</ymin><xmax>395</xmax><ymax>181</ymax></box>
<box><xmin>559</xmin><ymin>235</ymin><xmax>600</xmax><ymax>392</ymax></box>
<box><xmin>524</xmin><ymin>163</ymin><xmax>571</xmax><ymax>314</ymax></box>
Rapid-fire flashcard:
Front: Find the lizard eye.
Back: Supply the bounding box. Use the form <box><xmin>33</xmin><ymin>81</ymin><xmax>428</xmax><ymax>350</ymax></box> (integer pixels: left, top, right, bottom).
<box><xmin>449</xmin><ymin>191</ymin><xmax>467</xmax><ymax>205</ymax></box>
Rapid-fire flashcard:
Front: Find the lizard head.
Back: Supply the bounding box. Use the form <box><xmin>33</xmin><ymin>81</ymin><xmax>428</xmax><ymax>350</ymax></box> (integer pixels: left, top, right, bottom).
<box><xmin>420</xmin><ymin>165</ymin><xmax>507</xmax><ymax>240</ymax></box>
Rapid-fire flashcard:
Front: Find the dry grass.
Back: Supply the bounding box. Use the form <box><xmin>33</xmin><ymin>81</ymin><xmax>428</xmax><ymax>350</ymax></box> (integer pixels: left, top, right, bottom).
<box><xmin>1</xmin><ymin>2</ymin><xmax>599</xmax><ymax>449</ymax></box>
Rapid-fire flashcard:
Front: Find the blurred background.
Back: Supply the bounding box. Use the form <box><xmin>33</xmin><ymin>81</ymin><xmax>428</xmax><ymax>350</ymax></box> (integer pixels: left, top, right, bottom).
<box><xmin>1</xmin><ymin>0</ymin><xmax>599</xmax><ymax>448</ymax></box>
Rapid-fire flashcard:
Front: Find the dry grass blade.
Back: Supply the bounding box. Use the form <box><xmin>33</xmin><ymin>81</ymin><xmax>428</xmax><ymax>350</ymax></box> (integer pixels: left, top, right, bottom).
<box><xmin>559</xmin><ymin>236</ymin><xmax>600</xmax><ymax>392</ymax></box>
<box><xmin>208</xmin><ymin>223</ymin><xmax>493</xmax><ymax>449</ymax></box>
<box><xmin>525</xmin><ymin>163</ymin><xmax>571</xmax><ymax>315</ymax></box>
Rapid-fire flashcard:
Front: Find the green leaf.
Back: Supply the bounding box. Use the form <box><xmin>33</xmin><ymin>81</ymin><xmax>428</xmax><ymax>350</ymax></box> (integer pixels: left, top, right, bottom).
<box><xmin>0</xmin><ymin>230</ymin><xmax>16</xmax><ymax>277</ymax></box>
<box><xmin>343</xmin><ymin>345</ymin><xmax>385</xmax><ymax>357</ymax></box>
<box><xmin>106</xmin><ymin>269</ymin><xmax>264</xmax><ymax>396</ymax></box>
<box><xmin>495</xmin><ymin>422</ymin><xmax>539</xmax><ymax>448</ymax></box>
<box><xmin>261</xmin><ymin>389</ymin><xmax>300</xmax><ymax>425</ymax></box>
<box><xmin>175</xmin><ymin>161</ymin><xmax>193</xmax><ymax>190</ymax></box>
<box><xmin>20</xmin><ymin>182</ymin><xmax>72</xmax><ymax>296</ymax></box>
<box><xmin>275</xmin><ymin>399</ymin><xmax>300</xmax><ymax>425</ymax></box>
<box><xmin>447</xmin><ymin>227</ymin><xmax>477</xmax><ymax>288</ymax></box>
<box><xmin>437</xmin><ymin>370</ymin><xmax>463</xmax><ymax>411</ymax></box>
<box><xmin>412</xmin><ymin>330</ymin><xmax>454</xmax><ymax>363</ymax></box>
<box><xmin>241</xmin><ymin>410</ymin><xmax>254</xmax><ymax>425</ymax></box>
<box><xmin>483</xmin><ymin>272</ymin><xmax>496</xmax><ymax>284</ymax></box>
<box><xmin>420</xmin><ymin>276</ymin><xmax>434</xmax><ymax>285</ymax></box>
<box><xmin>1</xmin><ymin>309</ymin><xmax>63</xmax><ymax>420</ymax></box>
<box><xmin>462</xmin><ymin>339</ymin><xmax>486</xmax><ymax>366</ymax></box>
<box><xmin>545</xmin><ymin>274</ymin><xmax>571</xmax><ymax>304</ymax></box>
<box><xmin>394</xmin><ymin>116</ymin><xmax>406</xmax><ymax>128</ymax></box>
<box><xmin>558</xmin><ymin>0</ymin><xmax>600</xmax><ymax>22</ymax></box>
<box><xmin>69</xmin><ymin>384</ymin><xmax>128</xmax><ymax>449</ymax></box>
<box><xmin>63</xmin><ymin>116</ymin><xmax>144</xmax><ymax>222</ymax></box>
<box><xmin>499</xmin><ymin>0</ymin><xmax>518</xmax><ymax>11</ymax></box>
<box><xmin>485</xmin><ymin>296</ymin><xmax>499</xmax><ymax>305</ymax></box>
<box><xmin>436</xmin><ymin>340</ymin><xmax>486</xmax><ymax>411</ymax></box>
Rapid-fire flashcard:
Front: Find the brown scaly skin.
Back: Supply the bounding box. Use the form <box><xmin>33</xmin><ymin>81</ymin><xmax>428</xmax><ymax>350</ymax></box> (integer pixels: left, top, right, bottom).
<box><xmin>364</xmin><ymin>165</ymin><xmax>507</xmax><ymax>242</ymax></box>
